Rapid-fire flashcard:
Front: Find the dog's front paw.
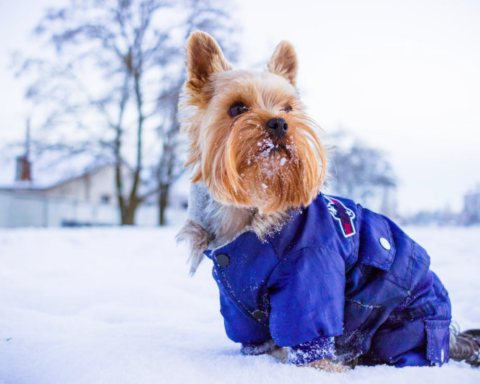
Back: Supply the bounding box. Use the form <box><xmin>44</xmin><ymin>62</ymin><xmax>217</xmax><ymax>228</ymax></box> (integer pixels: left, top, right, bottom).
<box><xmin>305</xmin><ymin>359</ymin><xmax>349</xmax><ymax>373</ymax></box>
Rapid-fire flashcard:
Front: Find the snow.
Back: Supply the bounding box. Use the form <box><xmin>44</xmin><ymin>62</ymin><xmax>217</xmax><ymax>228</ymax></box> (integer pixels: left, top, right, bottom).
<box><xmin>1</xmin><ymin>225</ymin><xmax>479</xmax><ymax>384</ymax></box>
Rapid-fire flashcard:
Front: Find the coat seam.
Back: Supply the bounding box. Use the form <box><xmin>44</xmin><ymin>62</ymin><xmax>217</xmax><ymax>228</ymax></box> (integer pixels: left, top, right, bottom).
<box><xmin>215</xmin><ymin>267</ymin><xmax>270</xmax><ymax>330</ymax></box>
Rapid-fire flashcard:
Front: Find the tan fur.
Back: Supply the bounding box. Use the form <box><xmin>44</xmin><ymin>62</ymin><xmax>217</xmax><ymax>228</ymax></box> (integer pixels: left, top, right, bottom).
<box><xmin>176</xmin><ymin>183</ymin><xmax>292</xmax><ymax>273</ymax></box>
<box><xmin>185</xmin><ymin>31</ymin><xmax>233</xmax><ymax>101</ymax></box>
<box><xmin>267</xmin><ymin>347</ymin><xmax>348</xmax><ymax>372</ymax></box>
<box><xmin>306</xmin><ymin>359</ymin><xmax>350</xmax><ymax>373</ymax></box>
<box><xmin>179</xmin><ymin>31</ymin><xmax>339</xmax><ymax>372</ymax></box>
<box><xmin>181</xmin><ymin>32</ymin><xmax>327</xmax><ymax>214</ymax></box>
<box><xmin>267</xmin><ymin>41</ymin><xmax>298</xmax><ymax>86</ymax></box>
<box><xmin>266</xmin><ymin>347</ymin><xmax>348</xmax><ymax>372</ymax></box>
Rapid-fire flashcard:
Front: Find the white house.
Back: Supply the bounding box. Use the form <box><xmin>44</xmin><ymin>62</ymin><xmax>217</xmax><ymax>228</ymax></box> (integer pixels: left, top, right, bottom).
<box><xmin>0</xmin><ymin>156</ymin><xmax>160</xmax><ymax>228</ymax></box>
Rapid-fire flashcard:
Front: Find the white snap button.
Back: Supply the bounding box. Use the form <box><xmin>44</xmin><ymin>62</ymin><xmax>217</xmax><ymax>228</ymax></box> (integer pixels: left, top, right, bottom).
<box><xmin>380</xmin><ymin>237</ymin><xmax>391</xmax><ymax>250</ymax></box>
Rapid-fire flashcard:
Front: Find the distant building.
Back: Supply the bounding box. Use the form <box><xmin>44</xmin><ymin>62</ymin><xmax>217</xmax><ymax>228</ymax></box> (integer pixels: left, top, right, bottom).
<box><xmin>5</xmin><ymin>156</ymin><xmax>124</xmax><ymax>204</ymax></box>
<box><xmin>463</xmin><ymin>186</ymin><xmax>480</xmax><ymax>225</ymax></box>
<box><xmin>0</xmin><ymin>156</ymin><xmax>158</xmax><ymax>228</ymax></box>
<box><xmin>0</xmin><ymin>118</ymin><xmax>190</xmax><ymax>228</ymax></box>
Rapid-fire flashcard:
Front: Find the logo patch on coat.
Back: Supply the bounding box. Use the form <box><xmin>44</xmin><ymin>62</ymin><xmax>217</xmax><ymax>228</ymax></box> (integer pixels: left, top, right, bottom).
<box><xmin>324</xmin><ymin>196</ymin><xmax>356</xmax><ymax>238</ymax></box>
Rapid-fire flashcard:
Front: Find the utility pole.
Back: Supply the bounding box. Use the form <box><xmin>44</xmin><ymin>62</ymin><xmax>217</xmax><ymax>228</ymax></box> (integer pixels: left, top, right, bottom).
<box><xmin>25</xmin><ymin>117</ymin><xmax>31</xmax><ymax>160</ymax></box>
<box><xmin>15</xmin><ymin>117</ymin><xmax>32</xmax><ymax>182</ymax></box>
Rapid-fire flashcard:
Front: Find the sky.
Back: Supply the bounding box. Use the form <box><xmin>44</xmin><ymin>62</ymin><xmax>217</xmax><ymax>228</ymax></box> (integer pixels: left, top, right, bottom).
<box><xmin>1</xmin><ymin>0</ymin><xmax>479</xmax><ymax>214</ymax></box>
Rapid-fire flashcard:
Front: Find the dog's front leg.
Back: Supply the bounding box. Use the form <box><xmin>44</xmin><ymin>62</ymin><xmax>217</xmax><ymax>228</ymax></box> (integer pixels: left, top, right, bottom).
<box><xmin>267</xmin><ymin>349</ymin><xmax>349</xmax><ymax>372</ymax></box>
<box><xmin>304</xmin><ymin>359</ymin><xmax>349</xmax><ymax>372</ymax></box>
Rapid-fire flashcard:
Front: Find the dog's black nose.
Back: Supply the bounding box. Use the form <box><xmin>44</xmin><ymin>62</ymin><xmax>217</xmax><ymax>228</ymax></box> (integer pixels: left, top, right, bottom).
<box><xmin>266</xmin><ymin>118</ymin><xmax>288</xmax><ymax>138</ymax></box>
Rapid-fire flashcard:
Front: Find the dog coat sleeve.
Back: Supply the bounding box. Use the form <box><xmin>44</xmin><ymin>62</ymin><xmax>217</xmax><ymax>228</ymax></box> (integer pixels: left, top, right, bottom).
<box><xmin>267</xmin><ymin>246</ymin><xmax>345</xmax><ymax>348</ymax></box>
<box><xmin>288</xmin><ymin>335</ymin><xmax>336</xmax><ymax>364</ymax></box>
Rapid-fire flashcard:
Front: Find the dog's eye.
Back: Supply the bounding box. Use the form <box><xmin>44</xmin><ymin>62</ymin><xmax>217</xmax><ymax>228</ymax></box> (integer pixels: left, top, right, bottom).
<box><xmin>228</xmin><ymin>102</ymin><xmax>248</xmax><ymax>118</ymax></box>
<box><xmin>284</xmin><ymin>105</ymin><xmax>292</xmax><ymax>113</ymax></box>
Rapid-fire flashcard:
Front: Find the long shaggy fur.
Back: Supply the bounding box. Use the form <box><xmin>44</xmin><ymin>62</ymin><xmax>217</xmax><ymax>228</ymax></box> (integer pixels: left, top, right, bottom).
<box><xmin>178</xmin><ymin>31</ymin><xmax>328</xmax><ymax>273</ymax></box>
<box><xmin>181</xmin><ymin>32</ymin><xmax>327</xmax><ymax>215</ymax></box>
<box><xmin>177</xmin><ymin>183</ymin><xmax>291</xmax><ymax>274</ymax></box>
<box><xmin>449</xmin><ymin>324</ymin><xmax>480</xmax><ymax>367</ymax></box>
<box><xmin>177</xmin><ymin>31</ymin><xmax>480</xmax><ymax>372</ymax></box>
<box><xmin>176</xmin><ymin>219</ymin><xmax>210</xmax><ymax>275</ymax></box>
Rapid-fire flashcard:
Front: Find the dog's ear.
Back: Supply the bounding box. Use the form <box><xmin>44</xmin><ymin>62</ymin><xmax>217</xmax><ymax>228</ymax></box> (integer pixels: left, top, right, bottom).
<box><xmin>186</xmin><ymin>31</ymin><xmax>232</xmax><ymax>92</ymax></box>
<box><xmin>267</xmin><ymin>41</ymin><xmax>298</xmax><ymax>86</ymax></box>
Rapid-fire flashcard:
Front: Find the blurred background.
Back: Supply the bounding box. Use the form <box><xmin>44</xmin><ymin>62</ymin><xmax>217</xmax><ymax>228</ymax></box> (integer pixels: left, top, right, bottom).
<box><xmin>1</xmin><ymin>0</ymin><xmax>479</xmax><ymax>228</ymax></box>
<box><xmin>2</xmin><ymin>3</ymin><xmax>480</xmax><ymax>383</ymax></box>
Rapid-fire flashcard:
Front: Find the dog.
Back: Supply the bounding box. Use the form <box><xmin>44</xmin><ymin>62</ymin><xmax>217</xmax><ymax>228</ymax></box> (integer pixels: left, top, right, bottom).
<box><xmin>177</xmin><ymin>31</ymin><xmax>480</xmax><ymax>371</ymax></box>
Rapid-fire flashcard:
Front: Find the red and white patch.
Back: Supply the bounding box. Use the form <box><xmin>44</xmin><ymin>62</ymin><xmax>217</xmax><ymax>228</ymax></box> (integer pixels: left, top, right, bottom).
<box><xmin>324</xmin><ymin>196</ymin><xmax>356</xmax><ymax>238</ymax></box>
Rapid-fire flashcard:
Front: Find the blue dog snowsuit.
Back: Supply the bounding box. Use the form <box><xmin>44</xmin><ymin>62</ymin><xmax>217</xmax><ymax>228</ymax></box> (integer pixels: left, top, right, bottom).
<box><xmin>204</xmin><ymin>193</ymin><xmax>452</xmax><ymax>367</ymax></box>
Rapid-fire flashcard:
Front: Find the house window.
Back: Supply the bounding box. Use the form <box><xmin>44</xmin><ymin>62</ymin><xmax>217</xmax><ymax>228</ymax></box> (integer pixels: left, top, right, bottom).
<box><xmin>100</xmin><ymin>194</ymin><xmax>111</xmax><ymax>204</ymax></box>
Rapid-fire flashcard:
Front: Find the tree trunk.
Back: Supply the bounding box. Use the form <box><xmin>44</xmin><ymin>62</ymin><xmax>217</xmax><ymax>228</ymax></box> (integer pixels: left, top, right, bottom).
<box><xmin>158</xmin><ymin>184</ymin><xmax>169</xmax><ymax>226</ymax></box>
<box><xmin>122</xmin><ymin>199</ymin><xmax>139</xmax><ymax>225</ymax></box>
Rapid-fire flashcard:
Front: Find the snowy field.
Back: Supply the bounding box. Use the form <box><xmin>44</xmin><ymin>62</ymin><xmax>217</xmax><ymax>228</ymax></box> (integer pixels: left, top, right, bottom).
<box><xmin>1</xmin><ymin>225</ymin><xmax>479</xmax><ymax>384</ymax></box>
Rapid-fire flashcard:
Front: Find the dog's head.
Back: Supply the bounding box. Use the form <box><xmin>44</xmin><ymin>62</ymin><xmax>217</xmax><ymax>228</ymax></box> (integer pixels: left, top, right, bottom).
<box><xmin>180</xmin><ymin>31</ymin><xmax>326</xmax><ymax>213</ymax></box>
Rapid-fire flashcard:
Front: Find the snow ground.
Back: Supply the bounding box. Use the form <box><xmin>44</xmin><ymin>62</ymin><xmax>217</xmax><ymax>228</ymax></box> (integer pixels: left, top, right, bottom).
<box><xmin>0</xmin><ymin>226</ymin><xmax>479</xmax><ymax>384</ymax></box>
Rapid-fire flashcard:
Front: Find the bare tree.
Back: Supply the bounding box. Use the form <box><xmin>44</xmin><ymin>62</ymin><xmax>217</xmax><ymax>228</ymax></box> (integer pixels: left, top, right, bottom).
<box><xmin>328</xmin><ymin>130</ymin><xmax>397</xmax><ymax>214</ymax></box>
<box><xmin>15</xmin><ymin>0</ymin><xmax>237</xmax><ymax>225</ymax></box>
<box><xmin>154</xmin><ymin>0</ymin><xmax>238</xmax><ymax>226</ymax></box>
<box><xmin>156</xmin><ymin>82</ymin><xmax>183</xmax><ymax>226</ymax></box>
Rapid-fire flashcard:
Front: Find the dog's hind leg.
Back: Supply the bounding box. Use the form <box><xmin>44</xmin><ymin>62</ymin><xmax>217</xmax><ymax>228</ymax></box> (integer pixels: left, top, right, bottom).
<box><xmin>449</xmin><ymin>323</ymin><xmax>480</xmax><ymax>367</ymax></box>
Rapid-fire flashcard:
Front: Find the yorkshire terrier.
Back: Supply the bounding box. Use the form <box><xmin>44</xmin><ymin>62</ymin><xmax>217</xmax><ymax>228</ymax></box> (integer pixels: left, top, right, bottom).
<box><xmin>177</xmin><ymin>31</ymin><xmax>480</xmax><ymax>371</ymax></box>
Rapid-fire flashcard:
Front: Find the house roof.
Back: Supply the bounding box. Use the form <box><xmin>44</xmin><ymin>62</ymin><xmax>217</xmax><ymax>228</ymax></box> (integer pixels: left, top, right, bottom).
<box><xmin>0</xmin><ymin>154</ymin><xmax>113</xmax><ymax>191</ymax></box>
<box><xmin>0</xmin><ymin>152</ymin><xmax>190</xmax><ymax>200</ymax></box>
